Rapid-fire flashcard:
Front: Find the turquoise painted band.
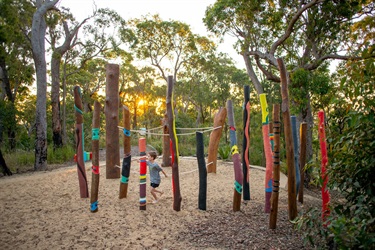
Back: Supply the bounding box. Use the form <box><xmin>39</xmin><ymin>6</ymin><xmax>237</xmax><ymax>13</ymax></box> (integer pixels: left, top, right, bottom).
<box><xmin>92</xmin><ymin>128</ymin><xmax>100</xmax><ymax>140</ymax></box>
<box><xmin>234</xmin><ymin>181</ymin><xmax>242</xmax><ymax>194</ymax></box>
<box><xmin>121</xmin><ymin>176</ymin><xmax>128</xmax><ymax>184</ymax></box>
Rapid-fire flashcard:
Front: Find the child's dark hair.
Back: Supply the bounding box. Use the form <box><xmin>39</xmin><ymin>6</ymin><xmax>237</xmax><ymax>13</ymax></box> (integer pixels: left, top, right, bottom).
<box><xmin>148</xmin><ymin>151</ymin><xmax>157</xmax><ymax>160</ymax></box>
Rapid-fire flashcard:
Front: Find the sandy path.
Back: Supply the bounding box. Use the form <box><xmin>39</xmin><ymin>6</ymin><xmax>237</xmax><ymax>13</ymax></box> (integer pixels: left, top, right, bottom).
<box><xmin>0</xmin><ymin>158</ymin><xmax>318</xmax><ymax>249</ymax></box>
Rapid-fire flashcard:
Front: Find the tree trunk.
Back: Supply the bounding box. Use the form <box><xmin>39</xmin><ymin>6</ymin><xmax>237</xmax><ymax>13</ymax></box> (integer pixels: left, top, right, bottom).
<box><xmin>166</xmin><ymin>75</ymin><xmax>182</xmax><ymax>211</ymax></box>
<box><xmin>119</xmin><ymin>106</ymin><xmax>131</xmax><ymax>198</ymax></box>
<box><xmin>51</xmin><ymin>52</ymin><xmax>63</xmax><ymax>149</ymax></box>
<box><xmin>73</xmin><ymin>86</ymin><xmax>89</xmax><ymax>198</ymax></box>
<box><xmin>105</xmin><ymin>63</ymin><xmax>120</xmax><ymax>179</ymax></box>
<box><xmin>90</xmin><ymin>101</ymin><xmax>101</xmax><ymax>211</ymax></box>
<box><xmin>227</xmin><ymin>100</ymin><xmax>243</xmax><ymax>212</ymax></box>
<box><xmin>0</xmin><ymin>148</ymin><xmax>12</xmax><ymax>176</ymax></box>
<box><xmin>207</xmin><ymin>107</ymin><xmax>227</xmax><ymax>173</ymax></box>
<box><xmin>278</xmin><ymin>58</ymin><xmax>297</xmax><ymax>220</ymax></box>
<box><xmin>162</xmin><ymin>113</ymin><xmax>171</xmax><ymax>167</ymax></box>
<box><xmin>31</xmin><ymin>0</ymin><xmax>59</xmax><ymax>171</ymax></box>
<box><xmin>242</xmin><ymin>85</ymin><xmax>251</xmax><ymax>201</ymax></box>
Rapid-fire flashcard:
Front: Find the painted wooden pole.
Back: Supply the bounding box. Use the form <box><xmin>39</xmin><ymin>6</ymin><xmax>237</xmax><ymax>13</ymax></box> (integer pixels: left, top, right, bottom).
<box><xmin>162</xmin><ymin>113</ymin><xmax>171</xmax><ymax>167</ymax></box>
<box><xmin>166</xmin><ymin>75</ymin><xmax>182</xmax><ymax>211</ymax></box>
<box><xmin>90</xmin><ymin>101</ymin><xmax>101</xmax><ymax>212</ymax></box>
<box><xmin>227</xmin><ymin>100</ymin><xmax>243</xmax><ymax>212</ymax></box>
<box><xmin>196</xmin><ymin>132</ymin><xmax>207</xmax><ymax>210</ymax></box>
<box><xmin>318</xmin><ymin>111</ymin><xmax>330</xmax><ymax>221</ymax></box>
<box><xmin>278</xmin><ymin>58</ymin><xmax>297</xmax><ymax>220</ymax></box>
<box><xmin>73</xmin><ymin>86</ymin><xmax>89</xmax><ymax>198</ymax></box>
<box><xmin>242</xmin><ymin>85</ymin><xmax>251</xmax><ymax>201</ymax></box>
<box><xmin>269</xmin><ymin>122</ymin><xmax>274</xmax><ymax>152</ymax></box>
<box><xmin>269</xmin><ymin>104</ymin><xmax>281</xmax><ymax>229</ymax></box>
<box><xmin>260</xmin><ymin>93</ymin><xmax>273</xmax><ymax>213</ymax></box>
<box><xmin>105</xmin><ymin>63</ymin><xmax>120</xmax><ymax>179</ymax></box>
<box><xmin>119</xmin><ymin>106</ymin><xmax>131</xmax><ymax>199</ymax></box>
<box><xmin>298</xmin><ymin>122</ymin><xmax>307</xmax><ymax>203</ymax></box>
<box><xmin>207</xmin><ymin>107</ymin><xmax>227</xmax><ymax>173</ymax></box>
<box><xmin>291</xmin><ymin>116</ymin><xmax>301</xmax><ymax>195</ymax></box>
<box><xmin>139</xmin><ymin>137</ymin><xmax>147</xmax><ymax>210</ymax></box>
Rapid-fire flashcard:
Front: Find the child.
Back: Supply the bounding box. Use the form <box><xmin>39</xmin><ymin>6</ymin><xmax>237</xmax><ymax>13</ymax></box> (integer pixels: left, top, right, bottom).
<box><xmin>146</xmin><ymin>151</ymin><xmax>167</xmax><ymax>203</ymax></box>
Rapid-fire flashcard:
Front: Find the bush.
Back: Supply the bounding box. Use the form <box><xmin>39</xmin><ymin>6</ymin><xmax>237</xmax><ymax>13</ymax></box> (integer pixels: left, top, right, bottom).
<box><xmin>295</xmin><ymin>112</ymin><xmax>375</xmax><ymax>249</ymax></box>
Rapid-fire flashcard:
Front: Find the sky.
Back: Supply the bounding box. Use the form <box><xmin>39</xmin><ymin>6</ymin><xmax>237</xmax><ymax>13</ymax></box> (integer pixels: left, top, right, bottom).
<box><xmin>57</xmin><ymin>0</ymin><xmax>245</xmax><ymax>69</ymax></box>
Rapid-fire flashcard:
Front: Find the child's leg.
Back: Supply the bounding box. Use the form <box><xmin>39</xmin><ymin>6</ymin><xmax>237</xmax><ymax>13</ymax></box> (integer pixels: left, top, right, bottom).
<box><xmin>150</xmin><ymin>187</ymin><xmax>158</xmax><ymax>201</ymax></box>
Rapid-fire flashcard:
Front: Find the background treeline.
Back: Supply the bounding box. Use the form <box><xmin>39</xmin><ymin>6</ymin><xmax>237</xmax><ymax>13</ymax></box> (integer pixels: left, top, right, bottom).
<box><xmin>0</xmin><ymin>0</ymin><xmax>374</xmax><ymax>248</ymax></box>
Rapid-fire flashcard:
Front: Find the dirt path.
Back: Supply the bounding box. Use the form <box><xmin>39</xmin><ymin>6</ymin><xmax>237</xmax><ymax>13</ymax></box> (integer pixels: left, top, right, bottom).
<box><xmin>0</xmin><ymin>156</ymin><xmax>318</xmax><ymax>249</ymax></box>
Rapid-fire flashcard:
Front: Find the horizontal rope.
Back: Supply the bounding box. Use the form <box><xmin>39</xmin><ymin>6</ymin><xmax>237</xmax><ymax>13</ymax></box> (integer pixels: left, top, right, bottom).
<box><xmin>117</xmin><ymin>126</ymin><xmax>222</xmax><ymax>136</ymax></box>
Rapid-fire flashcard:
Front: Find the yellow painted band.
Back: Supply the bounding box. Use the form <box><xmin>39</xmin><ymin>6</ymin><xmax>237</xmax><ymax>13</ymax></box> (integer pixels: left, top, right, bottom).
<box><xmin>259</xmin><ymin>93</ymin><xmax>269</xmax><ymax>124</ymax></box>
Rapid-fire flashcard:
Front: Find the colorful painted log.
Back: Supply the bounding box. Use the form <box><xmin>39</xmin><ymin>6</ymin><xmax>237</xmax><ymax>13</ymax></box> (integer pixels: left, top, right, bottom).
<box><xmin>207</xmin><ymin>107</ymin><xmax>227</xmax><ymax>173</ymax></box>
<box><xmin>139</xmin><ymin>137</ymin><xmax>147</xmax><ymax>210</ymax></box>
<box><xmin>242</xmin><ymin>85</ymin><xmax>251</xmax><ymax>201</ymax></box>
<box><xmin>278</xmin><ymin>58</ymin><xmax>297</xmax><ymax>220</ymax></box>
<box><xmin>196</xmin><ymin>132</ymin><xmax>207</xmax><ymax>210</ymax></box>
<box><xmin>119</xmin><ymin>106</ymin><xmax>131</xmax><ymax>199</ymax></box>
<box><xmin>105</xmin><ymin>63</ymin><xmax>120</xmax><ymax>179</ymax></box>
<box><xmin>298</xmin><ymin>122</ymin><xmax>307</xmax><ymax>203</ymax></box>
<box><xmin>318</xmin><ymin>111</ymin><xmax>330</xmax><ymax>221</ymax></box>
<box><xmin>227</xmin><ymin>100</ymin><xmax>243</xmax><ymax>212</ymax></box>
<box><xmin>269</xmin><ymin>122</ymin><xmax>274</xmax><ymax>152</ymax></box>
<box><xmin>90</xmin><ymin>101</ymin><xmax>101</xmax><ymax>212</ymax></box>
<box><xmin>260</xmin><ymin>93</ymin><xmax>273</xmax><ymax>213</ymax></box>
<box><xmin>162</xmin><ymin>113</ymin><xmax>171</xmax><ymax>167</ymax></box>
<box><xmin>269</xmin><ymin>104</ymin><xmax>281</xmax><ymax>229</ymax></box>
<box><xmin>291</xmin><ymin>116</ymin><xmax>301</xmax><ymax>195</ymax></box>
<box><xmin>166</xmin><ymin>75</ymin><xmax>182</xmax><ymax>211</ymax></box>
<box><xmin>73</xmin><ymin>86</ymin><xmax>89</xmax><ymax>198</ymax></box>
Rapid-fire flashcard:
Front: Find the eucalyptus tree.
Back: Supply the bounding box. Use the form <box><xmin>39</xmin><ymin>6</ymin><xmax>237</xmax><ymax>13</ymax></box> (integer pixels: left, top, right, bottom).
<box><xmin>128</xmin><ymin>14</ymin><xmax>216</xmax><ymax>82</ymax></box>
<box><xmin>56</xmin><ymin>8</ymin><xmax>128</xmax><ymax>145</ymax></box>
<box><xmin>204</xmin><ymin>0</ymin><xmax>375</xmax><ymax>160</ymax></box>
<box><xmin>119</xmin><ymin>62</ymin><xmax>164</xmax><ymax>129</ymax></box>
<box><xmin>30</xmin><ymin>0</ymin><xmax>59</xmax><ymax>170</ymax></box>
<box><xmin>0</xmin><ymin>0</ymin><xmax>35</xmax><ymax>150</ymax></box>
<box><xmin>48</xmin><ymin>9</ymin><xmax>126</xmax><ymax>147</ymax></box>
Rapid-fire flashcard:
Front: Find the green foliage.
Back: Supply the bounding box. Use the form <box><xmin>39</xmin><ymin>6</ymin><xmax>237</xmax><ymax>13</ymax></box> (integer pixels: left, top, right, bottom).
<box><xmin>295</xmin><ymin>111</ymin><xmax>375</xmax><ymax>248</ymax></box>
<box><xmin>218</xmin><ymin>144</ymin><xmax>231</xmax><ymax>160</ymax></box>
<box><xmin>47</xmin><ymin>145</ymin><xmax>75</xmax><ymax>164</ymax></box>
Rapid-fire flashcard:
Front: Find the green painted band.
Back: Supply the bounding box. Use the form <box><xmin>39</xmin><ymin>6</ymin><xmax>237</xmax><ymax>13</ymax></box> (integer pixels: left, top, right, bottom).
<box><xmin>234</xmin><ymin>181</ymin><xmax>242</xmax><ymax>194</ymax></box>
<box><xmin>92</xmin><ymin>128</ymin><xmax>100</xmax><ymax>140</ymax></box>
<box><xmin>74</xmin><ymin>104</ymin><xmax>83</xmax><ymax>114</ymax></box>
<box><xmin>121</xmin><ymin>176</ymin><xmax>128</xmax><ymax>183</ymax></box>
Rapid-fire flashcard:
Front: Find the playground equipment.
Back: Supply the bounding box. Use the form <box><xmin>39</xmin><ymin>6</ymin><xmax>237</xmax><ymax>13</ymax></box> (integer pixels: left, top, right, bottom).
<box><xmin>73</xmin><ymin>86</ymin><xmax>89</xmax><ymax>198</ymax></box>
<box><xmin>105</xmin><ymin>64</ymin><xmax>120</xmax><ymax>179</ymax></box>
<box><xmin>196</xmin><ymin>132</ymin><xmax>207</xmax><ymax>210</ymax></box>
<box><xmin>207</xmin><ymin>107</ymin><xmax>227</xmax><ymax>173</ymax></box>
<box><xmin>139</xmin><ymin>137</ymin><xmax>147</xmax><ymax>210</ymax></box>
<box><xmin>90</xmin><ymin>101</ymin><xmax>101</xmax><ymax>212</ymax></box>
<box><xmin>269</xmin><ymin>104</ymin><xmax>281</xmax><ymax>229</ymax></box>
<box><xmin>227</xmin><ymin>100</ymin><xmax>243</xmax><ymax>212</ymax></box>
<box><xmin>119</xmin><ymin>106</ymin><xmax>131</xmax><ymax>199</ymax></box>
<box><xmin>291</xmin><ymin>116</ymin><xmax>301</xmax><ymax>195</ymax></box>
<box><xmin>278</xmin><ymin>58</ymin><xmax>297</xmax><ymax>220</ymax></box>
<box><xmin>318</xmin><ymin>110</ymin><xmax>330</xmax><ymax>221</ymax></box>
<box><xmin>260</xmin><ymin>93</ymin><xmax>273</xmax><ymax>213</ymax></box>
<box><xmin>298</xmin><ymin>123</ymin><xmax>307</xmax><ymax>203</ymax></box>
<box><xmin>242</xmin><ymin>85</ymin><xmax>251</xmax><ymax>201</ymax></box>
<box><xmin>166</xmin><ymin>75</ymin><xmax>182</xmax><ymax>211</ymax></box>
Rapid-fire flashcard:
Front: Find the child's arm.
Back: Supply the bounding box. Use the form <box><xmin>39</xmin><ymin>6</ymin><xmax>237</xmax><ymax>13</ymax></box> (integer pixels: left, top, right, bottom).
<box><xmin>161</xmin><ymin>169</ymin><xmax>167</xmax><ymax>178</ymax></box>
